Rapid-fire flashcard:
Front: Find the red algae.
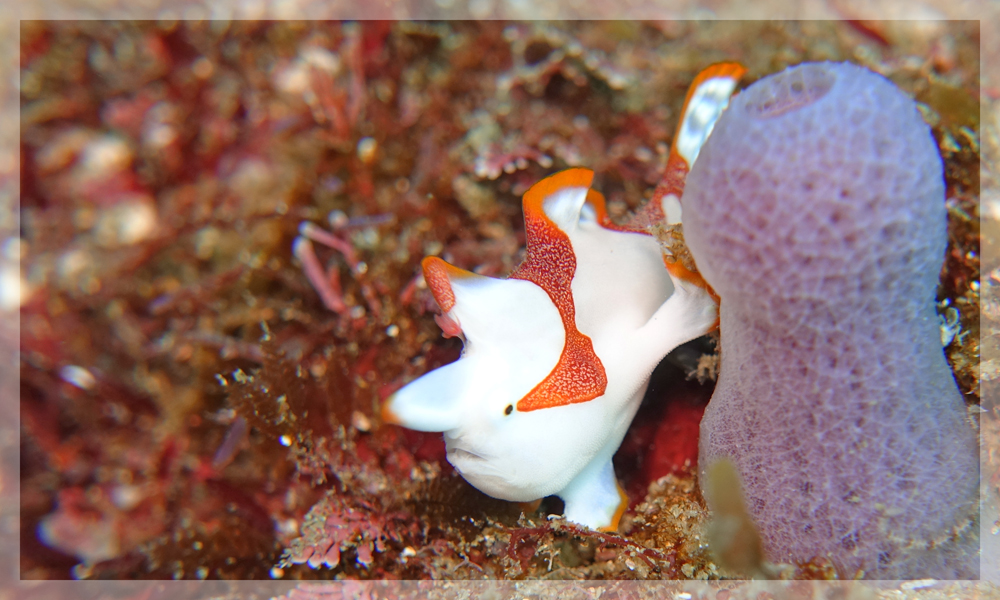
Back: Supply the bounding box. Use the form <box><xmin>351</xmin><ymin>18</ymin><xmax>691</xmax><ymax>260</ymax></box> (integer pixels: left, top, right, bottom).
<box><xmin>18</xmin><ymin>20</ymin><xmax>981</xmax><ymax>582</ymax></box>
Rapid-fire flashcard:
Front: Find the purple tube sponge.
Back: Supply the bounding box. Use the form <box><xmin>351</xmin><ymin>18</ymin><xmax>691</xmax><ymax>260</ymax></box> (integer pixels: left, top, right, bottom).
<box><xmin>683</xmin><ymin>62</ymin><xmax>978</xmax><ymax>578</ymax></box>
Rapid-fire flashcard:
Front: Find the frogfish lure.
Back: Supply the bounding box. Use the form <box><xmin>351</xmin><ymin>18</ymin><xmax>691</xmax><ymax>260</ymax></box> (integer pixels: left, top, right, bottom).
<box><xmin>382</xmin><ymin>63</ymin><xmax>744</xmax><ymax>530</ymax></box>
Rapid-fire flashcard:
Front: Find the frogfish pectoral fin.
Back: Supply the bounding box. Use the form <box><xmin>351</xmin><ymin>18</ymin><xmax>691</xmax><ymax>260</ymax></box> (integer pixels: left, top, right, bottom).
<box><xmin>558</xmin><ymin>457</ymin><xmax>627</xmax><ymax>531</ymax></box>
<box><xmin>639</xmin><ymin>272</ymin><xmax>718</xmax><ymax>357</ymax></box>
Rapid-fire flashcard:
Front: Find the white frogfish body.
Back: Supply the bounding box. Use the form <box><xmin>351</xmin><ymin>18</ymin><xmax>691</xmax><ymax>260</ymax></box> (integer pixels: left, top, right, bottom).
<box><xmin>383</xmin><ymin>63</ymin><xmax>743</xmax><ymax>530</ymax></box>
<box><xmin>384</xmin><ymin>168</ymin><xmax>717</xmax><ymax>530</ymax></box>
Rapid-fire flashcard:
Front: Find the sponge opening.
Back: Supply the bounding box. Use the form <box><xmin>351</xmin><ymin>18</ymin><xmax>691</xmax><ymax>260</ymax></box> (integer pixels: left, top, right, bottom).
<box><xmin>743</xmin><ymin>63</ymin><xmax>835</xmax><ymax>119</ymax></box>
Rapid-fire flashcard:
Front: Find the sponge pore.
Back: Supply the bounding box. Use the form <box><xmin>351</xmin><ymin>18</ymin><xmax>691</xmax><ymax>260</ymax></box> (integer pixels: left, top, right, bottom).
<box><xmin>684</xmin><ymin>62</ymin><xmax>978</xmax><ymax>579</ymax></box>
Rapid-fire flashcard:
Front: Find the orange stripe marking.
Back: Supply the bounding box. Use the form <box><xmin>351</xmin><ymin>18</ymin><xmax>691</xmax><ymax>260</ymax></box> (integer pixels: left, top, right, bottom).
<box><xmin>511</xmin><ymin>168</ymin><xmax>608</xmax><ymax>412</ymax></box>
